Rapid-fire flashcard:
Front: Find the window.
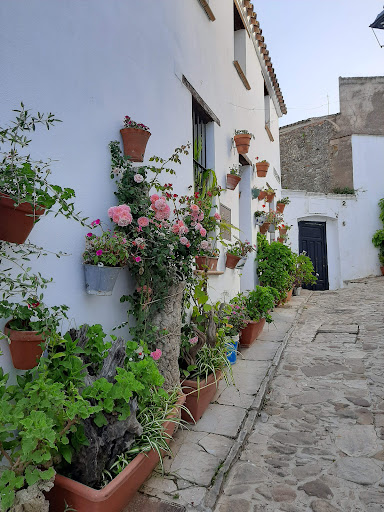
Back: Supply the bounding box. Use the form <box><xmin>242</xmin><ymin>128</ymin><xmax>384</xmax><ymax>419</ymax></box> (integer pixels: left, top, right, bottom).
<box><xmin>233</xmin><ymin>3</ymin><xmax>250</xmax><ymax>90</ymax></box>
<box><xmin>264</xmin><ymin>82</ymin><xmax>274</xmax><ymax>141</ymax></box>
<box><xmin>193</xmin><ymin>99</ymin><xmax>211</xmax><ymax>192</ymax></box>
<box><xmin>220</xmin><ymin>204</ymin><xmax>232</xmax><ymax>241</ymax></box>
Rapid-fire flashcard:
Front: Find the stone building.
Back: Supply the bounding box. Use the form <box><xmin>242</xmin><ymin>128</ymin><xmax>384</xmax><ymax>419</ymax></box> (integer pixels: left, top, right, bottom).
<box><xmin>280</xmin><ymin>76</ymin><xmax>384</xmax><ymax>290</ymax></box>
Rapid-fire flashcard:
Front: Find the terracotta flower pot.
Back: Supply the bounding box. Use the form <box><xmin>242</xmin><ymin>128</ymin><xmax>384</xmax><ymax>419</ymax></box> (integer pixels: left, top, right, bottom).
<box><xmin>276</xmin><ymin>202</ymin><xmax>286</xmax><ymax>213</ymax></box>
<box><xmin>195</xmin><ymin>256</ymin><xmax>219</xmax><ymax>271</ymax></box>
<box><xmin>258</xmin><ymin>191</ymin><xmax>267</xmax><ymax>201</ymax></box>
<box><xmin>225</xmin><ymin>253</ymin><xmax>242</xmax><ymax>269</ymax></box>
<box><xmin>0</xmin><ymin>193</ymin><xmax>44</xmax><ymax>244</ymax></box>
<box><xmin>240</xmin><ymin>318</ymin><xmax>266</xmax><ymax>347</ymax></box>
<box><xmin>226</xmin><ymin>174</ymin><xmax>241</xmax><ymax>190</ymax></box>
<box><xmin>256</xmin><ymin>162</ymin><xmax>270</xmax><ymax>177</ymax></box>
<box><xmin>181</xmin><ymin>371</ymin><xmax>222</xmax><ymax>423</ymax></box>
<box><xmin>381</xmin><ymin>266</ymin><xmax>384</xmax><ymax>276</ymax></box>
<box><xmin>47</xmin><ymin>395</ymin><xmax>185</xmax><ymax>512</ymax></box>
<box><xmin>277</xmin><ymin>237</ymin><xmax>284</xmax><ymax>243</ymax></box>
<box><xmin>120</xmin><ymin>128</ymin><xmax>151</xmax><ymax>162</ymax></box>
<box><xmin>283</xmin><ymin>289</ymin><xmax>293</xmax><ymax>303</ymax></box>
<box><xmin>266</xmin><ymin>193</ymin><xmax>275</xmax><ymax>203</ymax></box>
<box><xmin>259</xmin><ymin>222</ymin><xmax>270</xmax><ymax>234</ymax></box>
<box><xmin>4</xmin><ymin>322</ymin><xmax>44</xmax><ymax>370</ymax></box>
<box><xmin>234</xmin><ymin>133</ymin><xmax>252</xmax><ymax>154</ymax></box>
<box><xmin>279</xmin><ymin>228</ymin><xmax>287</xmax><ymax>236</ymax></box>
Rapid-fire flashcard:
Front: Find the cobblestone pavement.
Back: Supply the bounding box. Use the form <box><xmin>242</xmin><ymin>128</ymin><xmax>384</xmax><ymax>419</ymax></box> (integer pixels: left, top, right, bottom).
<box><xmin>216</xmin><ymin>277</ymin><xmax>384</xmax><ymax>512</ymax></box>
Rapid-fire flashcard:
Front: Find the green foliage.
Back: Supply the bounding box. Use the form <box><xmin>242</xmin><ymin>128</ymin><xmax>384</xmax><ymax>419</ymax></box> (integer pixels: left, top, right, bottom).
<box><xmin>230</xmin><ymin>286</ymin><xmax>276</xmax><ymax>324</ymax></box>
<box><xmin>0</xmin><ymin>368</ymin><xmax>96</xmax><ymax>510</ymax></box>
<box><xmin>83</xmin><ymin>226</ymin><xmax>131</xmax><ymax>267</ymax></box>
<box><xmin>372</xmin><ymin>199</ymin><xmax>384</xmax><ymax>265</ymax></box>
<box><xmin>293</xmin><ymin>253</ymin><xmax>317</xmax><ymax>287</ymax></box>
<box><xmin>332</xmin><ymin>187</ymin><xmax>355</xmax><ymax>195</ymax></box>
<box><xmin>256</xmin><ymin>233</ymin><xmax>296</xmax><ymax>300</ymax></box>
<box><xmin>0</xmin><ymin>103</ymin><xmax>88</xmax><ymax>223</ymax></box>
<box><xmin>277</xmin><ymin>197</ymin><xmax>290</xmax><ymax>205</ymax></box>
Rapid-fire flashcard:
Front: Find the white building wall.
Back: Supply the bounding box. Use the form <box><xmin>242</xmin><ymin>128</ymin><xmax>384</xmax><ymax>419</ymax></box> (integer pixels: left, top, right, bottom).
<box><xmin>283</xmin><ymin>135</ymin><xmax>384</xmax><ymax>290</ymax></box>
<box><xmin>0</xmin><ymin>0</ymin><xmax>282</xmax><ymax>375</ymax></box>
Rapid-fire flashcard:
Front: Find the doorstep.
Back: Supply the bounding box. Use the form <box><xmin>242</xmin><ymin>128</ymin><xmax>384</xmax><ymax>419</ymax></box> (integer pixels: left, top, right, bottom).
<box><xmin>124</xmin><ymin>291</ymin><xmax>311</xmax><ymax>512</ymax></box>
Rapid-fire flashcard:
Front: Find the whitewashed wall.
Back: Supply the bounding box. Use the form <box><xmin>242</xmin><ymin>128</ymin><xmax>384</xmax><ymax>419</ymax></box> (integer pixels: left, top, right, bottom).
<box><xmin>0</xmin><ymin>0</ymin><xmax>282</xmax><ymax>375</ymax></box>
<box><xmin>283</xmin><ymin>134</ymin><xmax>384</xmax><ymax>289</ymax></box>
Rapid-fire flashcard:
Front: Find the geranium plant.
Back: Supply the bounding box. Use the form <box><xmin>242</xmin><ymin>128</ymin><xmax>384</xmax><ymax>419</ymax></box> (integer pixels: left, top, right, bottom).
<box><xmin>277</xmin><ymin>197</ymin><xmax>291</xmax><ymax>205</ymax></box>
<box><xmin>223</xmin><ymin>303</ymin><xmax>249</xmax><ymax>336</ymax></box>
<box><xmin>83</xmin><ymin>222</ymin><xmax>131</xmax><ymax>267</ymax></box>
<box><xmin>225</xmin><ymin>238</ymin><xmax>255</xmax><ymax>258</ymax></box>
<box><xmin>123</xmin><ymin>116</ymin><xmax>150</xmax><ymax>131</ymax></box>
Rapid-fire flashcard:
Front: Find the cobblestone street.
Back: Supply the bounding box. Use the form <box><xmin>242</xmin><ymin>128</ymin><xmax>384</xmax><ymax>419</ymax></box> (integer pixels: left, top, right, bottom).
<box><xmin>216</xmin><ymin>277</ymin><xmax>384</xmax><ymax>512</ymax></box>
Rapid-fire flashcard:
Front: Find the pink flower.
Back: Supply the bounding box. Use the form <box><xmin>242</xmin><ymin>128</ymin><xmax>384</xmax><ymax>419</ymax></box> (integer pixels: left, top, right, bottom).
<box><xmin>150</xmin><ymin>349</ymin><xmax>162</xmax><ymax>361</ymax></box>
<box><xmin>134</xmin><ymin>174</ymin><xmax>144</xmax><ymax>183</ymax></box>
<box><xmin>190</xmin><ymin>204</ymin><xmax>199</xmax><ymax>213</ymax></box>
<box><xmin>150</xmin><ymin>194</ymin><xmax>159</xmax><ymax>203</ymax></box>
<box><xmin>195</xmin><ymin>223</ymin><xmax>202</xmax><ymax>231</ymax></box>
<box><xmin>171</xmin><ymin>223</ymin><xmax>180</xmax><ymax>234</ymax></box>
<box><xmin>189</xmin><ymin>336</ymin><xmax>198</xmax><ymax>345</ymax></box>
<box><xmin>179</xmin><ymin>225</ymin><xmax>189</xmax><ymax>235</ymax></box>
<box><xmin>86</xmin><ymin>233</ymin><xmax>93</xmax><ymax>237</ymax></box>
<box><xmin>91</xmin><ymin>219</ymin><xmax>100</xmax><ymax>227</ymax></box>
<box><xmin>138</xmin><ymin>217</ymin><xmax>149</xmax><ymax>227</ymax></box>
<box><xmin>96</xmin><ymin>250</ymin><xmax>103</xmax><ymax>256</ymax></box>
<box><xmin>135</xmin><ymin>256</ymin><xmax>142</xmax><ymax>263</ymax></box>
<box><xmin>179</xmin><ymin>237</ymin><xmax>189</xmax><ymax>246</ymax></box>
<box><xmin>186</xmin><ymin>242</ymin><xmax>191</xmax><ymax>248</ymax></box>
<box><xmin>200</xmin><ymin>240</ymin><xmax>209</xmax><ymax>250</ymax></box>
<box><xmin>108</xmin><ymin>205</ymin><xmax>133</xmax><ymax>226</ymax></box>
<box><xmin>198</xmin><ymin>212</ymin><xmax>204</xmax><ymax>221</ymax></box>
<box><xmin>214</xmin><ymin>213</ymin><xmax>221</xmax><ymax>220</ymax></box>
<box><xmin>200</xmin><ymin>228</ymin><xmax>207</xmax><ymax>237</ymax></box>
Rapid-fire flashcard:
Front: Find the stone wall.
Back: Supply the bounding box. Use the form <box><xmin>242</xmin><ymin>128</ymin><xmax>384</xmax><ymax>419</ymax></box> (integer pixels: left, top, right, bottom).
<box><xmin>280</xmin><ymin>76</ymin><xmax>384</xmax><ymax>193</ymax></box>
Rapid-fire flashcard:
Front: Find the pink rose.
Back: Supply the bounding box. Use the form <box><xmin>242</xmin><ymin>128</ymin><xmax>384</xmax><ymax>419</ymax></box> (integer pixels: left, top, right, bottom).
<box><xmin>179</xmin><ymin>237</ymin><xmax>189</xmax><ymax>246</ymax></box>
<box><xmin>150</xmin><ymin>194</ymin><xmax>159</xmax><ymax>203</ymax></box>
<box><xmin>134</xmin><ymin>174</ymin><xmax>144</xmax><ymax>183</ymax></box>
<box><xmin>172</xmin><ymin>223</ymin><xmax>180</xmax><ymax>234</ymax></box>
<box><xmin>138</xmin><ymin>217</ymin><xmax>149</xmax><ymax>227</ymax></box>
<box><xmin>150</xmin><ymin>349</ymin><xmax>162</xmax><ymax>361</ymax></box>
<box><xmin>189</xmin><ymin>336</ymin><xmax>198</xmax><ymax>345</ymax></box>
<box><xmin>190</xmin><ymin>204</ymin><xmax>199</xmax><ymax>213</ymax></box>
<box><xmin>214</xmin><ymin>213</ymin><xmax>221</xmax><ymax>220</ymax></box>
<box><xmin>200</xmin><ymin>228</ymin><xmax>207</xmax><ymax>237</ymax></box>
<box><xmin>198</xmin><ymin>212</ymin><xmax>204</xmax><ymax>221</ymax></box>
<box><xmin>195</xmin><ymin>223</ymin><xmax>202</xmax><ymax>231</ymax></box>
<box><xmin>200</xmin><ymin>240</ymin><xmax>209</xmax><ymax>250</ymax></box>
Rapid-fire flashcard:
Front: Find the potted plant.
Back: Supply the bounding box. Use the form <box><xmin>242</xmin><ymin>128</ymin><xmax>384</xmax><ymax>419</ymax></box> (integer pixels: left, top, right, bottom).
<box><xmin>225</xmin><ymin>238</ymin><xmax>255</xmax><ymax>269</ymax></box>
<box><xmin>0</xmin><ymin>298</ymin><xmax>68</xmax><ymax>370</ymax></box>
<box><xmin>222</xmin><ymin>303</ymin><xmax>248</xmax><ymax>365</ymax></box>
<box><xmin>276</xmin><ymin>197</ymin><xmax>290</xmax><ymax>213</ymax></box>
<box><xmin>180</xmin><ymin>301</ymin><xmax>233</xmax><ymax>423</ymax></box>
<box><xmin>226</xmin><ymin>165</ymin><xmax>242</xmax><ymax>190</ymax></box>
<box><xmin>372</xmin><ymin>198</ymin><xmax>384</xmax><ymax>275</ymax></box>
<box><xmin>0</xmin><ymin>105</ymin><xmax>87</xmax><ymax>244</ymax></box>
<box><xmin>265</xmin><ymin>186</ymin><xmax>276</xmax><ymax>203</ymax></box>
<box><xmin>279</xmin><ymin>223</ymin><xmax>291</xmax><ymax>237</ymax></box>
<box><xmin>256</xmin><ymin>233</ymin><xmax>296</xmax><ymax>303</ymax></box>
<box><xmin>233</xmin><ymin>130</ymin><xmax>254</xmax><ymax>155</ymax></box>
<box><xmin>259</xmin><ymin>211</ymin><xmax>279</xmax><ymax>235</ymax></box>
<box><xmin>292</xmin><ymin>252</ymin><xmax>317</xmax><ymax>295</ymax></box>
<box><xmin>258</xmin><ymin>189</ymin><xmax>267</xmax><ymax>201</ymax></box>
<box><xmin>120</xmin><ymin>115</ymin><xmax>151</xmax><ymax>162</ymax></box>
<box><xmin>256</xmin><ymin>158</ymin><xmax>270</xmax><ymax>177</ymax></box>
<box><xmin>231</xmin><ymin>287</ymin><xmax>276</xmax><ymax>347</ymax></box>
<box><xmin>195</xmin><ymin>243</ymin><xmax>220</xmax><ymax>271</ymax></box>
<box><xmin>83</xmin><ymin>221</ymin><xmax>131</xmax><ymax>295</ymax></box>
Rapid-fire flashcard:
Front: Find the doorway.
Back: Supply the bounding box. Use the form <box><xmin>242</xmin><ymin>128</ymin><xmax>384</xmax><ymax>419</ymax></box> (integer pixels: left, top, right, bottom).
<box><xmin>298</xmin><ymin>221</ymin><xmax>329</xmax><ymax>290</ymax></box>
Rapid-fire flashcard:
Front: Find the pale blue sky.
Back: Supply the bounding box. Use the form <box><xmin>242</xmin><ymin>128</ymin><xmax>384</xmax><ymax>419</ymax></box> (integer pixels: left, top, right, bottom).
<box><xmin>255</xmin><ymin>1</ymin><xmax>384</xmax><ymax>126</ymax></box>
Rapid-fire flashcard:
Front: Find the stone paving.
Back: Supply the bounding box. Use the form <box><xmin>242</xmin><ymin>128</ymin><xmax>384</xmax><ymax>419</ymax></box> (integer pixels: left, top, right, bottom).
<box><xmin>216</xmin><ymin>277</ymin><xmax>384</xmax><ymax>511</ymax></box>
<box><xmin>126</xmin><ymin>292</ymin><xmax>310</xmax><ymax>511</ymax></box>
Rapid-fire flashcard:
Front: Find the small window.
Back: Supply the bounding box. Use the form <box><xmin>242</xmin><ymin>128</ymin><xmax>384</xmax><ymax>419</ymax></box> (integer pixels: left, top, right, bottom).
<box><xmin>264</xmin><ymin>82</ymin><xmax>270</xmax><ymax>127</ymax></box>
<box><xmin>193</xmin><ymin>99</ymin><xmax>212</xmax><ymax>192</ymax></box>
<box><xmin>233</xmin><ymin>3</ymin><xmax>250</xmax><ymax>90</ymax></box>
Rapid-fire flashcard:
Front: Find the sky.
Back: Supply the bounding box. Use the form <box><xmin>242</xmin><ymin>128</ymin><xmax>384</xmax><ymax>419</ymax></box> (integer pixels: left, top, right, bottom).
<box><xmin>255</xmin><ymin>0</ymin><xmax>384</xmax><ymax>126</ymax></box>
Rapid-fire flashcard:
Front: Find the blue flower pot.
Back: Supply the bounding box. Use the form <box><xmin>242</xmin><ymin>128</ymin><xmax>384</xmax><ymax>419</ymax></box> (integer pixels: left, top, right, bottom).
<box><xmin>226</xmin><ymin>337</ymin><xmax>239</xmax><ymax>365</ymax></box>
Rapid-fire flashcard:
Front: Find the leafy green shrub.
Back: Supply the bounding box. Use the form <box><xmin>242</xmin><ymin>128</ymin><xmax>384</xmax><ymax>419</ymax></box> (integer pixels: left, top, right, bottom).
<box><xmin>256</xmin><ymin>233</ymin><xmax>296</xmax><ymax>300</ymax></box>
<box><xmin>231</xmin><ymin>286</ymin><xmax>276</xmax><ymax>324</ymax></box>
<box><xmin>293</xmin><ymin>253</ymin><xmax>317</xmax><ymax>287</ymax></box>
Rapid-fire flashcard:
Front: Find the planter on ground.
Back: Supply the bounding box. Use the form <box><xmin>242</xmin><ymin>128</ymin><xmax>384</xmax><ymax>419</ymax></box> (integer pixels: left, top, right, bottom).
<box><xmin>283</xmin><ymin>289</ymin><xmax>293</xmax><ymax>303</ymax></box>
<box><xmin>234</xmin><ymin>133</ymin><xmax>252</xmax><ymax>154</ymax></box>
<box><xmin>225</xmin><ymin>253</ymin><xmax>242</xmax><ymax>269</ymax></box>
<box><xmin>259</xmin><ymin>222</ymin><xmax>270</xmax><ymax>234</ymax></box>
<box><xmin>240</xmin><ymin>319</ymin><xmax>266</xmax><ymax>347</ymax></box>
<box><xmin>0</xmin><ymin>193</ymin><xmax>44</xmax><ymax>244</ymax></box>
<box><xmin>181</xmin><ymin>371</ymin><xmax>222</xmax><ymax>423</ymax></box>
<box><xmin>120</xmin><ymin>128</ymin><xmax>151</xmax><ymax>162</ymax></box>
<box><xmin>276</xmin><ymin>202</ymin><xmax>286</xmax><ymax>213</ymax></box>
<box><xmin>256</xmin><ymin>162</ymin><xmax>270</xmax><ymax>177</ymax></box>
<box><xmin>195</xmin><ymin>256</ymin><xmax>218</xmax><ymax>271</ymax></box>
<box><xmin>226</xmin><ymin>174</ymin><xmax>241</xmax><ymax>190</ymax></box>
<box><xmin>84</xmin><ymin>264</ymin><xmax>122</xmax><ymax>296</ymax></box>
<box><xmin>47</xmin><ymin>395</ymin><xmax>185</xmax><ymax>512</ymax></box>
<box><xmin>4</xmin><ymin>322</ymin><xmax>44</xmax><ymax>370</ymax></box>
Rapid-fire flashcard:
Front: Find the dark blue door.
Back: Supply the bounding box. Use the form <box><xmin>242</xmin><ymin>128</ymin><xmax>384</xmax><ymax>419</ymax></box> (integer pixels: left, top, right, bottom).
<box><xmin>298</xmin><ymin>221</ymin><xmax>329</xmax><ymax>290</ymax></box>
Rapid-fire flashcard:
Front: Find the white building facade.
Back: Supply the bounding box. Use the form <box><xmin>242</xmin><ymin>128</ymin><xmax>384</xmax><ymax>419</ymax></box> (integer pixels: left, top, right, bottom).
<box><xmin>0</xmin><ymin>1</ymin><xmax>286</xmax><ymax>376</ymax></box>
